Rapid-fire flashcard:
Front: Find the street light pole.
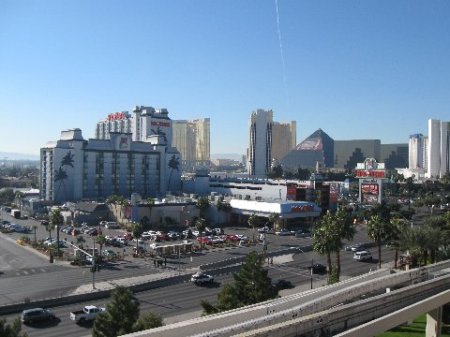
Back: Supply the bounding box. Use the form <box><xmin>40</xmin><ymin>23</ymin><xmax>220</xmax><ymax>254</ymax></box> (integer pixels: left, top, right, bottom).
<box><xmin>310</xmin><ymin>259</ymin><xmax>313</xmax><ymax>289</ymax></box>
<box><xmin>92</xmin><ymin>238</ymin><xmax>96</xmax><ymax>289</ymax></box>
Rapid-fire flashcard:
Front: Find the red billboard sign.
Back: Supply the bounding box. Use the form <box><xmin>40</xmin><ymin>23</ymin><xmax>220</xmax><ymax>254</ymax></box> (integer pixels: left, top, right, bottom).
<box><xmin>355</xmin><ymin>170</ymin><xmax>385</xmax><ymax>178</ymax></box>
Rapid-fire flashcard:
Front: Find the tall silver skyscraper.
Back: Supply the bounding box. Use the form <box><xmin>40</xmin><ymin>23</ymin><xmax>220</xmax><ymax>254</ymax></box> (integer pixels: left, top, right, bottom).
<box><xmin>408</xmin><ymin>134</ymin><xmax>425</xmax><ymax>170</ymax></box>
<box><xmin>247</xmin><ymin>109</ymin><xmax>273</xmax><ymax>177</ymax></box>
<box><xmin>247</xmin><ymin>109</ymin><xmax>296</xmax><ymax>177</ymax></box>
<box><xmin>427</xmin><ymin>118</ymin><xmax>450</xmax><ymax>178</ymax></box>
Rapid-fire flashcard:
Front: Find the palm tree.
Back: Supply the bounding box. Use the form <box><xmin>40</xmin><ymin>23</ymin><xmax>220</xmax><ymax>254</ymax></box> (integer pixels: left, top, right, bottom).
<box><xmin>389</xmin><ymin>217</ymin><xmax>409</xmax><ymax>269</ymax></box>
<box><xmin>132</xmin><ymin>223</ymin><xmax>144</xmax><ymax>255</ymax></box>
<box><xmin>45</xmin><ymin>220</ymin><xmax>56</xmax><ymax>240</ymax></box>
<box><xmin>96</xmin><ymin>235</ymin><xmax>106</xmax><ymax>261</ymax></box>
<box><xmin>50</xmin><ymin>208</ymin><xmax>64</xmax><ymax>256</ymax></box>
<box><xmin>367</xmin><ymin>214</ymin><xmax>393</xmax><ymax>269</ymax></box>
<box><xmin>333</xmin><ymin>208</ymin><xmax>355</xmax><ymax>279</ymax></box>
<box><xmin>196</xmin><ymin>197</ymin><xmax>210</xmax><ymax>219</ymax></box>
<box><xmin>312</xmin><ymin>212</ymin><xmax>336</xmax><ymax>283</ymax></box>
<box><xmin>247</xmin><ymin>213</ymin><xmax>258</xmax><ymax>243</ymax></box>
<box><xmin>268</xmin><ymin>213</ymin><xmax>280</xmax><ymax>231</ymax></box>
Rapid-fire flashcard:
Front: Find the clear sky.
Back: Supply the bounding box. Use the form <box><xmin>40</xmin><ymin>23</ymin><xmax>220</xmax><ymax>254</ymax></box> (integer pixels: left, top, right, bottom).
<box><xmin>1</xmin><ymin>1</ymin><xmax>449</xmax><ymax>157</ymax></box>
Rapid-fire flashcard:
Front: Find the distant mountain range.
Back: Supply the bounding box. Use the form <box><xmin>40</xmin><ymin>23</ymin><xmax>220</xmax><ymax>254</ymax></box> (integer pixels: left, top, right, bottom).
<box><xmin>0</xmin><ymin>152</ymin><xmax>39</xmax><ymax>161</ymax></box>
<box><xmin>211</xmin><ymin>153</ymin><xmax>243</xmax><ymax>161</ymax></box>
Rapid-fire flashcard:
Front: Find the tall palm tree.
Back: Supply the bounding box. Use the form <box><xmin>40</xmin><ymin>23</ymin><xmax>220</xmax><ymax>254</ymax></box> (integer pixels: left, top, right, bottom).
<box><xmin>312</xmin><ymin>211</ymin><xmax>336</xmax><ymax>283</ymax></box>
<box><xmin>389</xmin><ymin>217</ymin><xmax>409</xmax><ymax>269</ymax></box>
<box><xmin>132</xmin><ymin>223</ymin><xmax>144</xmax><ymax>255</ymax></box>
<box><xmin>268</xmin><ymin>213</ymin><xmax>280</xmax><ymax>231</ymax></box>
<box><xmin>96</xmin><ymin>235</ymin><xmax>106</xmax><ymax>261</ymax></box>
<box><xmin>367</xmin><ymin>214</ymin><xmax>393</xmax><ymax>269</ymax></box>
<box><xmin>247</xmin><ymin>213</ymin><xmax>258</xmax><ymax>243</ymax></box>
<box><xmin>50</xmin><ymin>208</ymin><xmax>64</xmax><ymax>256</ymax></box>
<box><xmin>333</xmin><ymin>208</ymin><xmax>355</xmax><ymax>279</ymax></box>
<box><xmin>196</xmin><ymin>197</ymin><xmax>210</xmax><ymax>219</ymax></box>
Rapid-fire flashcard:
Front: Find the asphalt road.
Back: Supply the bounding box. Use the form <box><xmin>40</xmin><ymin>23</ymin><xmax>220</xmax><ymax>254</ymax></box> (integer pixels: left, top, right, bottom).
<box><xmin>1</xmin><ymin>243</ymin><xmax>395</xmax><ymax>337</ymax></box>
<box><xmin>0</xmin><ymin>209</ymin><xmax>393</xmax><ymax>337</ymax></box>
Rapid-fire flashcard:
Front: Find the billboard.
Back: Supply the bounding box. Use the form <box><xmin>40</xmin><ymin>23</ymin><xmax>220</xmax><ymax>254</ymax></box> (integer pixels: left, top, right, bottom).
<box><xmin>361</xmin><ymin>183</ymin><xmax>380</xmax><ymax>203</ymax></box>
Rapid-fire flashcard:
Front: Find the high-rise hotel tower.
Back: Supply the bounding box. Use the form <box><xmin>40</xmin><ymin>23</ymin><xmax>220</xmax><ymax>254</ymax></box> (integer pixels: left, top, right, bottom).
<box><xmin>247</xmin><ymin>109</ymin><xmax>296</xmax><ymax>177</ymax></box>
<box><xmin>172</xmin><ymin>118</ymin><xmax>210</xmax><ymax>172</ymax></box>
<box><xmin>427</xmin><ymin>119</ymin><xmax>450</xmax><ymax>178</ymax></box>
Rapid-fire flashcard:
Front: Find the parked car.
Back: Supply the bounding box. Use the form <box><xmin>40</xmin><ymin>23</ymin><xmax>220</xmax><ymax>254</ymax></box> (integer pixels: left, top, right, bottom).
<box><xmin>197</xmin><ymin>236</ymin><xmax>213</xmax><ymax>245</ymax></box>
<box><xmin>167</xmin><ymin>231</ymin><xmax>181</xmax><ymax>240</ymax></box>
<box><xmin>258</xmin><ymin>226</ymin><xmax>269</xmax><ymax>233</ymax></box>
<box><xmin>275</xmin><ymin>228</ymin><xmax>295</xmax><ymax>236</ymax></box>
<box><xmin>353</xmin><ymin>250</ymin><xmax>372</xmax><ymax>261</ymax></box>
<box><xmin>213</xmin><ymin>228</ymin><xmax>224</xmax><ymax>235</ymax></box>
<box><xmin>190</xmin><ymin>271</ymin><xmax>214</xmax><ymax>285</ymax></box>
<box><xmin>21</xmin><ymin>308</ymin><xmax>56</xmax><ymax>324</ymax></box>
<box><xmin>102</xmin><ymin>249</ymin><xmax>117</xmax><ymax>258</ymax></box>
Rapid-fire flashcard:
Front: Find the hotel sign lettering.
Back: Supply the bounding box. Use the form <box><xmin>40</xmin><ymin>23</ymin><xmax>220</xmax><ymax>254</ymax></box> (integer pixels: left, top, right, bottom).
<box><xmin>108</xmin><ymin>112</ymin><xmax>127</xmax><ymax>121</ymax></box>
<box><xmin>355</xmin><ymin>170</ymin><xmax>385</xmax><ymax>178</ymax></box>
<box><xmin>291</xmin><ymin>204</ymin><xmax>314</xmax><ymax>213</ymax></box>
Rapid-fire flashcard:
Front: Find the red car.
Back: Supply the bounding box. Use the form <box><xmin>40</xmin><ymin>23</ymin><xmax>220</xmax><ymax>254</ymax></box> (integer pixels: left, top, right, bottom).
<box><xmin>197</xmin><ymin>236</ymin><xmax>213</xmax><ymax>245</ymax></box>
<box><xmin>225</xmin><ymin>234</ymin><xmax>240</xmax><ymax>242</ymax></box>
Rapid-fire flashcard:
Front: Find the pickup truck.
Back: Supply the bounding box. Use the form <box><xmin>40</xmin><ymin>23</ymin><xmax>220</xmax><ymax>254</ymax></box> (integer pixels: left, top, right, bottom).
<box><xmin>69</xmin><ymin>305</ymin><xmax>105</xmax><ymax>323</ymax></box>
<box><xmin>190</xmin><ymin>271</ymin><xmax>214</xmax><ymax>285</ymax></box>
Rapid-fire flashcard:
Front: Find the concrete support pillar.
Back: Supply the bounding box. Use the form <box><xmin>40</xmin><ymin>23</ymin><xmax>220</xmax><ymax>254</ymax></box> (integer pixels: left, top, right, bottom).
<box><xmin>426</xmin><ymin>306</ymin><xmax>443</xmax><ymax>337</ymax></box>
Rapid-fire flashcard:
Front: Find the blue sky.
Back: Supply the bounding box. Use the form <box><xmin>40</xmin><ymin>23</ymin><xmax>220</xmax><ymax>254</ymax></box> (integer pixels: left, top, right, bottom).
<box><xmin>1</xmin><ymin>1</ymin><xmax>449</xmax><ymax>157</ymax></box>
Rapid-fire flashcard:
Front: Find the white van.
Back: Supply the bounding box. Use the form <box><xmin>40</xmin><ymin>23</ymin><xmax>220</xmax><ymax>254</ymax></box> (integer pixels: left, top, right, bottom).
<box><xmin>353</xmin><ymin>251</ymin><xmax>372</xmax><ymax>261</ymax></box>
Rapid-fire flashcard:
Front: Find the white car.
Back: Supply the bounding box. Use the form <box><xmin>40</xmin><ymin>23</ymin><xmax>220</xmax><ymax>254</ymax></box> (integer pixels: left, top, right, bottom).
<box><xmin>190</xmin><ymin>272</ymin><xmax>214</xmax><ymax>285</ymax></box>
<box><xmin>353</xmin><ymin>251</ymin><xmax>372</xmax><ymax>261</ymax></box>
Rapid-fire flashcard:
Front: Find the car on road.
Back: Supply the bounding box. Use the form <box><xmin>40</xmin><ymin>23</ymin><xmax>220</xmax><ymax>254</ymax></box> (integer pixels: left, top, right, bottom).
<box><xmin>190</xmin><ymin>271</ymin><xmax>214</xmax><ymax>285</ymax></box>
<box><xmin>21</xmin><ymin>308</ymin><xmax>56</xmax><ymax>324</ymax></box>
<box><xmin>345</xmin><ymin>243</ymin><xmax>367</xmax><ymax>252</ymax></box>
<box><xmin>70</xmin><ymin>305</ymin><xmax>106</xmax><ymax>324</ymax></box>
<box><xmin>273</xmin><ymin>279</ymin><xmax>294</xmax><ymax>290</ymax></box>
<box><xmin>308</xmin><ymin>263</ymin><xmax>327</xmax><ymax>274</ymax></box>
<box><xmin>353</xmin><ymin>250</ymin><xmax>372</xmax><ymax>261</ymax></box>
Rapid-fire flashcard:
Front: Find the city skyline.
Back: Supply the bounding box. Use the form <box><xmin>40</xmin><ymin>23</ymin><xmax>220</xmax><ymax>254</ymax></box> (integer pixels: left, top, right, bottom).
<box><xmin>1</xmin><ymin>1</ymin><xmax>450</xmax><ymax>156</ymax></box>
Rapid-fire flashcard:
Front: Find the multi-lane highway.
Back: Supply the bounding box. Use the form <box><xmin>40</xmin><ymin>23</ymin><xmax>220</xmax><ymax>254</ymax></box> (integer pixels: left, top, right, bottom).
<box><xmin>0</xmin><ymin>210</ymin><xmax>394</xmax><ymax>337</ymax></box>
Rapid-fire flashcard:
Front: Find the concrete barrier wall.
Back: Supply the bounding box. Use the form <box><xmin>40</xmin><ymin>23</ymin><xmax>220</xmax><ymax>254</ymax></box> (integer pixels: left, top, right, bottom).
<box><xmin>123</xmin><ymin>262</ymin><xmax>450</xmax><ymax>337</ymax></box>
<box><xmin>234</xmin><ymin>275</ymin><xmax>450</xmax><ymax>337</ymax></box>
